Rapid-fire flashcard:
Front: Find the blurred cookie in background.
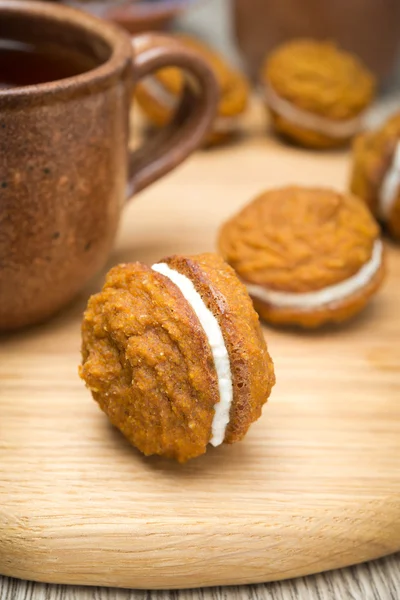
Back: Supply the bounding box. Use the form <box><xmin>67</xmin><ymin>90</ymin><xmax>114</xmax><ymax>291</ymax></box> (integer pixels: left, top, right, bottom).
<box><xmin>350</xmin><ymin>112</ymin><xmax>400</xmax><ymax>240</ymax></box>
<box><xmin>260</xmin><ymin>39</ymin><xmax>376</xmax><ymax>149</ymax></box>
<box><xmin>135</xmin><ymin>34</ymin><xmax>250</xmax><ymax>146</ymax></box>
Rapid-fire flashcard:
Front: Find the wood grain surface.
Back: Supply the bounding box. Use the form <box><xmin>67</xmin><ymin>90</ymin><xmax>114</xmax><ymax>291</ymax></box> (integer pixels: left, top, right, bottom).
<box><xmin>1</xmin><ymin>553</ymin><xmax>400</xmax><ymax>600</ymax></box>
<box><xmin>1</xmin><ymin>103</ymin><xmax>400</xmax><ymax>590</ymax></box>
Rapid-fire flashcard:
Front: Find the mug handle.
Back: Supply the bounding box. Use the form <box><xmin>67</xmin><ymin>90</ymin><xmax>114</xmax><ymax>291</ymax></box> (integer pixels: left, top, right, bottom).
<box><xmin>128</xmin><ymin>33</ymin><xmax>219</xmax><ymax>197</ymax></box>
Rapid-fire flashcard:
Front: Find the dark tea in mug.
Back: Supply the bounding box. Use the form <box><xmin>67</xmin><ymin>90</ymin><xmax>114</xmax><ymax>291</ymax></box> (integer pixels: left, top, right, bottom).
<box><xmin>0</xmin><ymin>39</ymin><xmax>99</xmax><ymax>87</ymax></box>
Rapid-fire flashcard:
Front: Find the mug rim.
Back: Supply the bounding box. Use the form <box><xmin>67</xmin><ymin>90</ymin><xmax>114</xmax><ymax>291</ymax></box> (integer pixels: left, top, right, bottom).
<box><xmin>0</xmin><ymin>0</ymin><xmax>133</xmax><ymax>106</ymax></box>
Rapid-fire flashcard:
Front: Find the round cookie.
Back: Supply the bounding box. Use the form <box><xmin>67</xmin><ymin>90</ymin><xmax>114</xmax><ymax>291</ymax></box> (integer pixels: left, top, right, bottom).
<box><xmin>350</xmin><ymin>111</ymin><xmax>400</xmax><ymax>240</ymax></box>
<box><xmin>260</xmin><ymin>39</ymin><xmax>376</xmax><ymax>149</ymax></box>
<box><xmin>135</xmin><ymin>34</ymin><xmax>250</xmax><ymax>147</ymax></box>
<box><xmin>80</xmin><ymin>253</ymin><xmax>275</xmax><ymax>462</ymax></box>
<box><xmin>218</xmin><ymin>187</ymin><xmax>385</xmax><ymax>328</ymax></box>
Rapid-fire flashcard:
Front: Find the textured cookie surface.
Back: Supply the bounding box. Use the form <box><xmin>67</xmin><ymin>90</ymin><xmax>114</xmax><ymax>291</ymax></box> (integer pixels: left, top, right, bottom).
<box><xmin>80</xmin><ymin>262</ymin><xmax>219</xmax><ymax>462</ymax></box>
<box><xmin>219</xmin><ymin>186</ymin><xmax>379</xmax><ymax>293</ymax></box>
<box><xmin>80</xmin><ymin>255</ymin><xmax>275</xmax><ymax>461</ymax></box>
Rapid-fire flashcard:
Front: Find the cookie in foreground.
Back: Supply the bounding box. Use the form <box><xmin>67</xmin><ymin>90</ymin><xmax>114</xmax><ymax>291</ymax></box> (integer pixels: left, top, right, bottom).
<box><xmin>260</xmin><ymin>39</ymin><xmax>375</xmax><ymax>149</ymax></box>
<box><xmin>80</xmin><ymin>253</ymin><xmax>275</xmax><ymax>462</ymax></box>
<box><xmin>135</xmin><ymin>34</ymin><xmax>250</xmax><ymax>147</ymax></box>
<box><xmin>350</xmin><ymin>111</ymin><xmax>400</xmax><ymax>240</ymax></box>
<box><xmin>218</xmin><ymin>187</ymin><xmax>385</xmax><ymax>328</ymax></box>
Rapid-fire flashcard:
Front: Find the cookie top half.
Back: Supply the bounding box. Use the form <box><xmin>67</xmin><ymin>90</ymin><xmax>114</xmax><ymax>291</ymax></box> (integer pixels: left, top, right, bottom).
<box><xmin>262</xmin><ymin>39</ymin><xmax>375</xmax><ymax>120</ymax></box>
<box><xmin>218</xmin><ymin>186</ymin><xmax>380</xmax><ymax>293</ymax></box>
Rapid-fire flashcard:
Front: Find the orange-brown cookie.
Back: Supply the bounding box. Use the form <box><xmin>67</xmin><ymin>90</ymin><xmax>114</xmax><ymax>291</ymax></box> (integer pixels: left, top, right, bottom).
<box><xmin>218</xmin><ymin>187</ymin><xmax>385</xmax><ymax>328</ymax></box>
<box><xmin>350</xmin><ymin>112</ymin><xmax>400</xmax><ymax>240</ymax></box>
<box><xmin>135</xmin><ymin>34</ymin><xmax>250</xmax><ymax>146</ymax></box>
<box><xmin>260</xmin><ymin>40</ymin><xmax>376</xmax><ymax>149</ymax></box>
<box><xmin>80</xmin><ymin>253</ymin><xmax>275</xmax><ymax>462</ymax></box>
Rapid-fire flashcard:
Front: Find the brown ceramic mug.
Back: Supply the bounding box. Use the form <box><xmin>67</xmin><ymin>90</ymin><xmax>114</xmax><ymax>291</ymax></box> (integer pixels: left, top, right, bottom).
<box><xmin>0</xmin><ymin>0</ymin><xmax>218</xmax><ymax>331</ymax></box>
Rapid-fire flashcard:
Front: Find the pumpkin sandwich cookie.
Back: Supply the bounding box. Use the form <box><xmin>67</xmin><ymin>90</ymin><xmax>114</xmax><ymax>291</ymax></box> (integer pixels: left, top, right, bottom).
<box><xmin>135</xmin><ymin>34</ymin><xmax>250</xmax><ymax>146</ymax></box>
<box><xmin>350</xmin><ymin>111</ymin><xmax>400</xmax><ymax>240</ymax></box>
<box><xmin>218</xmin><ymin>187</ymin><xmax>385</xmax><ymax>328</ymax></box>
<box><xmin>80</xmin><ymin>253</ymin><xmax>275</xmax><ymax>462</ymax></box>
<box><xmin>260</xmin><ymin>39</ymin><xmax>376</xmax><ymax>149</ymax></box>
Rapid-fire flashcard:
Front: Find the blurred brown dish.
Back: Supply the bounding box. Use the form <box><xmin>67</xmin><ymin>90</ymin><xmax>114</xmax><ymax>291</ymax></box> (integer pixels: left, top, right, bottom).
<box><xmin>62</xmin><ymin>0</ymin><xmax>199</xmax><ymax>34</ymax></box>
<box><xmin>233</xmin><ymin>0</ymin><xmax>400</xmax><ymax>83</ymax></box>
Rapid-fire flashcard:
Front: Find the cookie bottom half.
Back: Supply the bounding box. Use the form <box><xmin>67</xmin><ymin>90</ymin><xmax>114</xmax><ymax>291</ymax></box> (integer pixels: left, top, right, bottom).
<box><xmin>249</xmin><ymin>261</ymin><xmax>386</xmax><ymax>328</ymax></box>
<box><xmin>269</xmin><ymin>111</ymin><xmax>351</xmax><ymax>149</ymax></box>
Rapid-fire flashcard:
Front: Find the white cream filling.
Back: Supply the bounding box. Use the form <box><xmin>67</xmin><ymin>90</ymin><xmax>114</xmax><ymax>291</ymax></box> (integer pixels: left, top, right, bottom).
<box><xmin>263</xmin><ymin>83</ymin><xmax>366</xmax><ymax>138</ymax></box>
<box><xmin>246</xmin><ymin>239</ymin><xmax>382</xmax><ymax>310</ymax></box>
<box><xmin>151</xmin><ymin>263</ymin><xmax>233</xmax><ymax>447</ymax></box>
<box><xmin>378</xmin><ymin>141</ymin><xmax>400</xmax><ymax>221</ymax></box>
<box><xmin>141</xmin><ymin>77</ymin><xmax>177</xmax><ymax>110</ymax></box>
<box><xmin>141</xmin><ymin>77</ymin><xmax>241</xmax><ymax>134</ymax></box>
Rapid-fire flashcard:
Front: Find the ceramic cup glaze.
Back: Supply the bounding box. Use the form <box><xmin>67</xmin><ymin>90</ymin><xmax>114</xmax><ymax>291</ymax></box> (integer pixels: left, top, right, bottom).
<box><xmin>0</xmin><ymin>0</ymin><xmax>218</xmax><ymax>331</ymax></box>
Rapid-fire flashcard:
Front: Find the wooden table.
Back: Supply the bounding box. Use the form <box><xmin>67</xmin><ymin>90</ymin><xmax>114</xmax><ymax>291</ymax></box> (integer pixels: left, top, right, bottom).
<box><xmin>1</xmin><ymin>125</ymin><xmax>400</xmax><ymax>596</ymax></box>
<box><xmin>1</xmin><ymin>553</ymin><xmax>399</xmax><ymax>600</ymax></box>
<box><xmin>2</xmin><ymin>66</ymin><xmax>400</xmax><ymax>599</ymax></box>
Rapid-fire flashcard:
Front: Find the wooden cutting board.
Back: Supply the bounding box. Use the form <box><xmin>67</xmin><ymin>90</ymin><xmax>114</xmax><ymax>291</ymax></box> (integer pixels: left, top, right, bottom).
<box><xmin>1</xmin><ymin>110</ymin><xmax>400</xmax><ymax>589</ymax></box>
